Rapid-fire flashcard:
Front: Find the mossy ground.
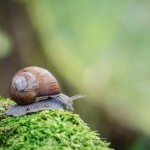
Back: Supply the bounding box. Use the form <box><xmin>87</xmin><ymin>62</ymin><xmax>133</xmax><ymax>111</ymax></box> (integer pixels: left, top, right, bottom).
<box><xmin>0</xmin><ymin>97</ymin><xmax>113</xmax><ymax>150</ymax></box>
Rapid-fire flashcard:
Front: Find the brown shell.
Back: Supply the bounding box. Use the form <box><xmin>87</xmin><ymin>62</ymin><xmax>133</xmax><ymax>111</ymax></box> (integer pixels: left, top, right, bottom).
<box><xmin>9</xmin><ymin>66</ymin><xmax>61</xmax><ymax>105</ymax></box>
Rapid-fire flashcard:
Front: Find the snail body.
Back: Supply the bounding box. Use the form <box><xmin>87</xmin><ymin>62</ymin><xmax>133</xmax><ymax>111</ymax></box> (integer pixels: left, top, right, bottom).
<box><xmin>7</xmin><ymin>66</ymin><xmax>86</xmax><ymax>116</ymax></box>
<box><xmin>7</xmin><ymin>94</ymin><xmax>69</xmax><ymax>116</ymax></box>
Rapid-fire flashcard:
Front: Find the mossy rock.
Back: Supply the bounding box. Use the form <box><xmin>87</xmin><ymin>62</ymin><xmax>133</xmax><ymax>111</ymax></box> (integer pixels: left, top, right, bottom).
<box><xmin>0</xmin><ymin>97</ymin><xmax>113</xmax><ymax>150</ymax></box>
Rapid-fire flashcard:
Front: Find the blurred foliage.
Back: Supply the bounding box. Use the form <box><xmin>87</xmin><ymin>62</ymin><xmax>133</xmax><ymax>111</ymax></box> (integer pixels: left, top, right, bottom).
<box><xmin>0</xmin><ymin>30</ymin><xmax>11</xmax><ymax>59</ymax></box>
<box><xmin>0</xmin><ymin>0</ymin><xmax>150</xmax><ymax>149</ymax></box>
<box><xmin>26</xmin><ymin>0</ymin><xmax>150</xmax><ymax>135</ymax></box>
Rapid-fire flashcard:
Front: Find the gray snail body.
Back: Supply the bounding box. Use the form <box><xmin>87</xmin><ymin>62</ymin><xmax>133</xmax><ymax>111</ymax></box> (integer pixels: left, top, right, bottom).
<box><xmin>7</xmin><ymin>66</ymin><xmax>86</xmax><ymax>116</ymax></box>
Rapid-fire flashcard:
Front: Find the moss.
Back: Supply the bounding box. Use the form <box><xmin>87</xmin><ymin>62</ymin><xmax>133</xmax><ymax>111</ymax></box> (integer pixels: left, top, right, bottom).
<box><xmin>0</xmin><ymin>97</ymin><xmax>113</xmax><ymax>150</ymax></box>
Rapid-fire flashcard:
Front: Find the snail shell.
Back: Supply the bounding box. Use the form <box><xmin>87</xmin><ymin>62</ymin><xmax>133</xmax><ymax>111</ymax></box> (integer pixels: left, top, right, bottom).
<box><xmin>9</xmin><ymin>66</ymin><xmax>60</xmax><ymax>105</ymax></box>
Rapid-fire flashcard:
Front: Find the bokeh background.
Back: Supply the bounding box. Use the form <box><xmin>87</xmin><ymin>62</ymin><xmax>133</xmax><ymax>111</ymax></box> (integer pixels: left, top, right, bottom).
<box><xmin>0</xmin><ymin>0</ymin><xmax>150</xmax><ymax>149</ymax></box>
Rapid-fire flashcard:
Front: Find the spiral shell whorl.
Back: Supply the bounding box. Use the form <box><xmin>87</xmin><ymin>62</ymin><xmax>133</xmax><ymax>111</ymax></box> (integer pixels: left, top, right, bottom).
<box><xmin>9</xmin><ymin>72</ymin><xmax>38</xmax><ymax>105</ymax></box>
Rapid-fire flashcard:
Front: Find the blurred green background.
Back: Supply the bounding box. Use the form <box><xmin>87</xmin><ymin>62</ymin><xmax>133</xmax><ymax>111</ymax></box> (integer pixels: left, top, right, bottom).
<box><xmin>0</xmin><ymin>0</ymin><xmax>150</xmax><ymax>149</ymax></box>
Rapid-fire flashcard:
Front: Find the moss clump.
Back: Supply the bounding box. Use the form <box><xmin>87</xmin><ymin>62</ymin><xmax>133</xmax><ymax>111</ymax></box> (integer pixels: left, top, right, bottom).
<box><xmin>0</xmin><ymin>97</ymin><xmax>113</xmax><ymax>150</ymax></box>
<box><xmin>0</xmin><ymin>97</ymin><xmax>13</xmax><ymax>121</ymax></box>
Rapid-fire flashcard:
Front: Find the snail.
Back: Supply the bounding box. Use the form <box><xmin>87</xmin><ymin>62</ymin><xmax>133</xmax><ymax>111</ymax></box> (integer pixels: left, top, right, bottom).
<box><xmin>6</xmin><ymin>66</ymin><xmax>86</xmax><ymax>116</ymax></box>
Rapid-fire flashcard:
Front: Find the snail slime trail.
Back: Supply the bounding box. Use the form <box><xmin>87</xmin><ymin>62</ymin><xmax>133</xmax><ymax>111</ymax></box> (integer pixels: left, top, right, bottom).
<box><xmin>7</xmin><ymin>66</ymin><xmax>86</xmax><ymax>116</ymax></box>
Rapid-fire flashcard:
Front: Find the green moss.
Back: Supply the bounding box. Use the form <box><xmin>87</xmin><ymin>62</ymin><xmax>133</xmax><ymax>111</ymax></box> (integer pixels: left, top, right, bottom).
<box><xmin>0</xmin><ymin>97</ymin><xmax>113</xmax><ymax>150</ymax></box>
